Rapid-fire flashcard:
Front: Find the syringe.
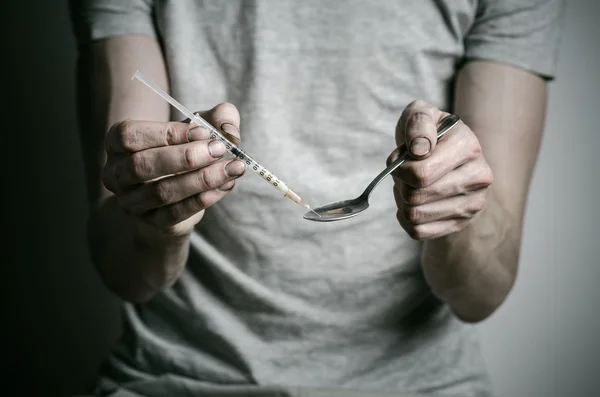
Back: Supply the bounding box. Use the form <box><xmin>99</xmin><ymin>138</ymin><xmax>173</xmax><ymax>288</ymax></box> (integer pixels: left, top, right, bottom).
<box><xmin>132</xmin><ymin>70</ymin><xmax>316</xmax><ymax>214</ymax></box>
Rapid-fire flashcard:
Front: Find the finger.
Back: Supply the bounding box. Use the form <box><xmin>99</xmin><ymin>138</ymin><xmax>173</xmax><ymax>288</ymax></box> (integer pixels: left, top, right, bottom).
<box><xmin>102</xmin><ymin>155</ymin><xmax>142</xmax><ymax>194</ymax></box>
<box><xmin>119</xmin><ymin>159</ymin><xmax>246</xmax><ymax>214</ymax></box>
<box><xmin>197</xmin><ymin>102</ymin><xmax>241</xmax><ymax>144</ymax></box>
<box><xmin>143</xmin><ymin>181</ymin><xmax>237</xmax><ymax>229</ymax></box>
<box><xmin>102</xmin><ymin>159</ymin><xmax>120</xmax><ymax>194</ymax></box>
<box><xmin>187</xmin><ymin>124</ymin><xmax>214</xmax><ymax>141</ymax></box>
<box><xmin>396</xmin><ymin>100</ymin><xmax>446</xmax><ymax>159</ymax></box>
<box><xmin>106</xmin><ymin>120</ymin><xmax>197</xmax><ymax>154</ymax></box>
<box><xmin>394</xmin><ymin>187</ymin><xmax>487</xmax><ymax>226</ymax></box>
<box><xmin>182</xmin><ymin>111</ymin><xmax>240</xmax><ymax>144</ymax></box>
<box><xmin>187</xmin><ymin>113</ymin><xmax>240</xmax><ymax>146</ymax></box>
<box><xmin>391</xmin><ymin>124</ymin><xmax>478</xmax><ymax>188</ymax></box>
<box><xmin>114</xmin><ymin>139</ymin><xmax>228</xmax><ymax>187</ymax></box>
<box><xmin>397</xmin><ymin>215</ymin><xmax>470</xmax><ymax>241</ymax></box>
<box><xmin>395</xmin><ymin>158</ymin><xmax>494</xmax><ymax>206</ymax></box>
<box><xmin>386</xmin><ymin>146</ymin><xmax>406</xmax><ymax>167</ymax></box>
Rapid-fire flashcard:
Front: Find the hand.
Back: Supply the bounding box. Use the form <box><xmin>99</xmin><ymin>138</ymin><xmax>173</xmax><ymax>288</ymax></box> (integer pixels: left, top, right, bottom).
<box><xmin>388</xmin><ymin>100</ymin><xmax>493</xmax><ymax>240</ymax></box>
<box><xmin>102</xmin><ymin>103</ymin><xmax>246</xmax><ymax>237</ymax></box>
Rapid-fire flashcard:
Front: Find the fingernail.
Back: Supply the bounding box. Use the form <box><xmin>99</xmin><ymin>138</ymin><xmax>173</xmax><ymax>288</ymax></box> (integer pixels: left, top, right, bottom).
<box><xmin>220</xmin><ymin>123</ymin><xmax>238</xmax><ymax>135</ymax></box>
<box><xmin>224</xmin><ymin>160</ymin><xmax>246</xmax><ymax>177</ymax></box>
<box><xmin>410</xmin><ymin>137</ymin><xmax>431</xmax><ymax>156</ymax></box>
<box><xmin>187</xmin><ymin>125</ymin><xmax>210</xmax><ymax>141</ymax></box>
<box><xmin>217</xmin><ymin>180</ymin><xmax>236</xmax><ymax>192</ymax></box>
<box><xmin>220</xmin><ymin>123</ymin><xmax>241</xmax><ymax>146</ymax></box>
<box><xmin>208</xmin><ymin>140</ymin><xmax>226</xmax><ymax>158</ymax></box>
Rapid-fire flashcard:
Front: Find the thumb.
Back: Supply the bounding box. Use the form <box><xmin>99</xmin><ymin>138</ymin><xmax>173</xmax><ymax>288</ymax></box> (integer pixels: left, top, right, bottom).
<box><xmin>183</xmin><ymin>103</ymin><xmax>242</xmax><ymax>146</ymax></box>
<box><xmin>397</xmin><ymin>101</ymin><xmax>442</xmax><ymax>160</ymax></box>
<box><xmin>405</xmin><ymin>113</ymin><xmax>438</xmax><ymax>159</ymax></box>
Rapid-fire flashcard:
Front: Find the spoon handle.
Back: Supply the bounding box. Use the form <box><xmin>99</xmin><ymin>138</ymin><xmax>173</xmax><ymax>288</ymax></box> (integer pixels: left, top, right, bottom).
<box><xmin>360</xmin><ymin>114</ymin><xmax>461</xmax><ymax>199</ymax></box>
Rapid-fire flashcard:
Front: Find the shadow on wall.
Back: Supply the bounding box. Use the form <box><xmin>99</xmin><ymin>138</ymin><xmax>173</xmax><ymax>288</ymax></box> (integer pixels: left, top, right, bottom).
<box><xmin>5</xmin><ymin>2</ymin><xmax>122</xmax><ymax>396</ymax></box>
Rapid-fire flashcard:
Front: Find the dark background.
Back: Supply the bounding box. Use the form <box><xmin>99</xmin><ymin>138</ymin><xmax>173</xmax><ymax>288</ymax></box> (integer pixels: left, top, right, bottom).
<box><xmin>4</xmin><ymin>1</ymin><xmax>121</xmax><ymax>395</ymax></box>
<box><xmin>3</xmin><ymin>1</ymin><xmax>599</xmax><ymax>397</ymax></box>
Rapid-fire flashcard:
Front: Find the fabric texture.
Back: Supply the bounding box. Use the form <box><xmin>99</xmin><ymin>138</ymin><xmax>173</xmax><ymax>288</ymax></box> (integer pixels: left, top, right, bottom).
<box><xmin>69</xmin><ymin>1</ymin><xmax>563</xmax><ymax>396</ymax></box>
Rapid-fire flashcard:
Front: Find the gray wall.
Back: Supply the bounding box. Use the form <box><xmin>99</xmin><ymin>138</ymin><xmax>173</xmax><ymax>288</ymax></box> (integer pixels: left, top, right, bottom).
<box><xmin>4</xmin><ymin>1</ymin><xmax>598</xmax><ymax>396</ymax></box>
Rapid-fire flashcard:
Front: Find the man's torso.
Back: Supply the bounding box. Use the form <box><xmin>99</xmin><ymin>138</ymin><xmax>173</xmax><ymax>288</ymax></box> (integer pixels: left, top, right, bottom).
<box><xmin>101</xmin><ymin>2</ymin><xmax>493</xmax><ymax>396</ymax></box>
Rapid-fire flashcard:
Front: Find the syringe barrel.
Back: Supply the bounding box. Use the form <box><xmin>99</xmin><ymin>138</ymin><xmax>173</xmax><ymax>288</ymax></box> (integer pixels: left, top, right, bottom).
<box><xmin>204</xmin><ymin>127</ymin><xmax>290</xmax><ymax>195</ymax></box>
<box><xmin>132</xmin><ymin>70</ymin><xmax>302</xmax><ymax>204</ymax></box>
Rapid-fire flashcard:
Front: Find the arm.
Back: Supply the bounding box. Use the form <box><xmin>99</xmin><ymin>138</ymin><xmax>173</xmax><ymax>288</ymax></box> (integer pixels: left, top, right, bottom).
<box><xmin>78</xmin><ymin>36</ymin><xmax>245</xmax><ymax>303</ymax></box>
<box><xmin>76</xmin><ymin>36</ymin><xmax>188</xmax><ymax>303</ymax></box>
<box><xmin>422</xmin><ymin>61</ymin><xmax>547</xmax><ymax>322</ymax></box>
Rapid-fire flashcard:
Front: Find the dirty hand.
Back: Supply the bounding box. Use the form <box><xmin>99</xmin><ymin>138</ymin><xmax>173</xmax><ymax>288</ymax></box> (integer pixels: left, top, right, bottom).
<box><xmin>102</xmin><ymin>103</ymin><xmax>246</xmax><ymax>237</ymax></box>
<box><xmin>388</xmin><ymin>100</ymin><xmax>493</xmax><ymax>240</ymax></box>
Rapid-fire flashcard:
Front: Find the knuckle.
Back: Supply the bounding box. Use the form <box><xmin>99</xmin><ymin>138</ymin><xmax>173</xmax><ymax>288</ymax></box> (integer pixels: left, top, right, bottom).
<box><xmin>407</xmin><ymin>206</ymin><xmax>422</xmax><ymax>224</ymax></box>
<box><xmin>449</xmin><ymin>219</ymin><xmax>468</xmax><ymax>235</ymax></box>
<box><xmin>464</xmin><ymin>194</ymin><xmax>486</xmax><ymax>217</ymax></box>
<box><xmin>162</xmin><ymin>122</ymin><xmax>179</xmax><ymax>145</ymax></box>
<box><xmin>410</xmin><ymin>164</ymin><xmax>431</xmax><ymax>187</ymax></box>
<box><xmin>217</xmin><ymin>180</ymin><xmax>236</xmax><ymax>192</ymax></box>
<box><xmin>196</xmin><ymin>168</ymin><xmax>216</xmax><ymax>191</ymax></box>
<box><xmin>397</xmin><ymin>210</ymin><xmax>423</xmax><ymax>240</ymax></box>
<box><xmin>455</xmin><ymin>220</ymin><xmax>469</xmax><ymax>234</ymax></box>
<box><xmin>130</xmin><ymin>152</ymin><xmax>150</xmax><ymax>180</ymax></box>
<box><xmin>467</xmin><ymin>135</ymin><xmax>483</xmax><ymax>159</ymax></box>
<box><xmin>481</xmin><ymin>166</ymin><xmax>494</xmax><ymax>186</ymax></box>
<box><xmin>117</xmin><ymin>120</ymin><xmax>136</xmax><ymax>151</ymax></box>
<box><xmin>192</xmin><ymin>192</ymin><xmax>210</xmax><ymax>211</ymax></box>
<box><xmin>184</xmin><ymin>146</ymin><xmax>200</xmax><ymax>169</ymax></box>
<box><xmin>405</xmin><ymin>113</ymin><xmax>430</xmax><ymax>135</ymax></box>
<box><xmin>401</xmin><ymin>205</ymin><xmax>420</xmax><ymax>224</ymax></box>
<box><xmin>454</xmin><ymin>181</ymin><xmax>468</xmax><ymax>196</ymax></box>
<box><xmin>408</xmin><ymin>226</ymin><xmax>425</xmax><ymax>240</ymax></box>
<box><xmin>409</xmin><ymin>111</ymin><xmax>429</xmax><ymax>125</ymax></box>
<box><xmin>153</xmin><ymin>181</ymin><xmax>173</xmax><ymax>204</ymax></box>
<box><xmin>402</xmin><ymin>185</ymin><xmax>422</xmax><ymax>205</ymax></box>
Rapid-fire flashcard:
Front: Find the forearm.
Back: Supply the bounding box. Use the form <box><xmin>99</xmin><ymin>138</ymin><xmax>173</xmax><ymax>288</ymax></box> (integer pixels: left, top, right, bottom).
<box><xmin>421</xmin><ymin>61</ymin><xmax>547</xmax><ymax>322</ymax></box>
<box><xmin>77</xmin><ymin>36</ymin><xmax>187</xmax><ymax>302</ymax></box>
<box><xmin>422</xmin><ymin>191</ymin><xmax>521</xmax><ymax>322</ymax></box>
<box><xmin>88</xmin><ymin>196</ymin><xmax>190</xmax><ymax>302</ymax></box>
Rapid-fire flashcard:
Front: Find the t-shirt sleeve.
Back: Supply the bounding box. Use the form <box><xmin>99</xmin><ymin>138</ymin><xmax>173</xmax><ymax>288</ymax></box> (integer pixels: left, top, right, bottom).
<box><xmin>69</xmin><ymin>0</ymin><xmax>156</xmax><ymax>46</ymax></box>
<box><xmin>463</xmin><ymin>0</ymin><xmax>565</xmax><ymax>80</ymax></box>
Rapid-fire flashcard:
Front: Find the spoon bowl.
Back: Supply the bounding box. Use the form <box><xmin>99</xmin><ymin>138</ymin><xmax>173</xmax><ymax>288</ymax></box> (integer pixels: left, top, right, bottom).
<box><xmin>303</xmin><ymin>196</ymin><xmax>370</xmax><ymax>222</ymax></box>
<box><xmin>304</xmin><ymin>114</ymin><xmax>461</xmax><ymax>222</ymax></box>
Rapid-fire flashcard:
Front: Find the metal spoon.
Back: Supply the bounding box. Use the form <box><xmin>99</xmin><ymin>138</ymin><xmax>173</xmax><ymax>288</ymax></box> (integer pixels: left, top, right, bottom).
<box><xmin>303</xmin><ymin>114</ymin><xmax>461</xmax><ymax>222</ymax></box>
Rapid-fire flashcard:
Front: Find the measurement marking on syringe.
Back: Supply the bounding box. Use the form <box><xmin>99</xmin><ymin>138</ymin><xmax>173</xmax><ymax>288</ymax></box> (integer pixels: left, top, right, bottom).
<box><xmin>132</xmin><ymin>69</ymin><xmax>312</xmax><ymax>210</ymax></box>
<box><xmin>226</xmin><ymin>142</ymin><xmax>283</xmax><ymax>188</ymax></box>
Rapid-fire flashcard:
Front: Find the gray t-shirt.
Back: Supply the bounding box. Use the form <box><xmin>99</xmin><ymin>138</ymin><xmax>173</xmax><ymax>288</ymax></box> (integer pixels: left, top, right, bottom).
<box><xmin>70</xmin><ymin>1</ymin><xmax>563</xmax><ymax>396</ymax></box>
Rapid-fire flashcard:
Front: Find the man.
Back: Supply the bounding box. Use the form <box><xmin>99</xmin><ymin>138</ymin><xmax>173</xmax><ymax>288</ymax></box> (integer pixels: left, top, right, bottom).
<box><xmin>69</xmin><ymin>1</ymin><xmax>563</xmax><ymax>396</ymax></box>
